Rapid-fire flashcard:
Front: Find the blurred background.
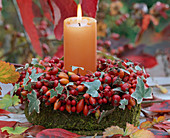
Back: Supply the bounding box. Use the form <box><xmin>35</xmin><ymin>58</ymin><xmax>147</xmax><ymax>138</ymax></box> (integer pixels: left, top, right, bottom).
<box><xmin>0</xmin><ymin>0</ymin><xmax>170</xmax><ymax>76</ymax></box>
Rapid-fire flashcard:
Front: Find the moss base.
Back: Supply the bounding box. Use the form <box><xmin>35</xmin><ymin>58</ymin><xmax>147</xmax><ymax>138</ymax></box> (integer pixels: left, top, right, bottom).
<box><xmin>25</xmin><ymin>103</ymin><xmax>141</xmax><ymax>135</ymax></box>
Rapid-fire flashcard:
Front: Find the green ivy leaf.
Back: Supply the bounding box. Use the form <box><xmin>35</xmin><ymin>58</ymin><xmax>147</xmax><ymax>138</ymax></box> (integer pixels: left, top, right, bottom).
<box><xmin>1</xmin><ymin>126</ymin><xmax>28</xmax><ymax>134</ymax></box>
<box><xmin>31</xmin><ymin>58</ymin><xmax>39</xmax><ymax>65</ymax></box>
<box><xmin>118</xmin><ymin>62</ymin><xmax>126</xmax><ymax>69</ymax></box>
<box><xmin>0</xmin><ymin>95</ymin><xmax>20</xmax><ymax>110</ymax></box>
<box><xmin>23</xmin><ymin>72</ymin><xmax>29</xmax><ymax>86</ymax></box>
<box><xmin>27</xmin><ymin>90</ymin><xmax>40</xmax><ymax>114</ymax></box>
<box><xmin>50</xmin><ymin>84</ymin><xmax>64</xmax><ymax>98</ymax></box>
<box><xmin>120</xmin><ymin>69</ymin><xmax>130</xmax><ymax>75</ymax></box>
<box><xmin>131</xmin><ymin>77</ymin><xmax>152</xmax><ymax>104</ymax></box>
<box><xmin>100</xmin><ymin>72</ymin><xmax>105</xmax><ymax>78</ymax></box>
<box><xmin>135</xmin><ymin>66</ymin><xmax>142</xmax><ymax>71</ymax></box>
<box><xmin>142</xmin><ymin>67</ymin><xmax>146</xmax><ymax>74</ymax></box>
<box><xmin>24</xmin><ymin>83</ymin><xmax>32</xmax><ymax>91</ymax></box>
<box><xmin>25</xmin><ymin>63</ymin><xmax>29</xmax><ymax>69</ymax></box>
<box><xmin>10</xmin><ymin>83</ymin><xmax>20</xmax><ymax>97</ymax></box>
<box><xmin>112</xmin><ymin>87</ymin><xmax>124</xmax><ymax>93</ymax></box>
<box><xmin>30</xmin><ymin>69</ymin><xmax>43</xmax><ymax>82</ymax></box>
<box><xmin>71</xmin><ymin>66</ymin><xmax>84</xmax><ymax>71</ymax></box>
<box><xmin>125</xmin><ymin>62</ymin><xmax>134</xmax><ymax>66</ymax></box>
<box><xmin>81</xmin><ymin>80</ymin><xmax>101</xmax><ymax>97</ymax></box>
<box><xmin>119</xmin><ymin>99</ymin><xmax>128</xmax><ymax>110</ymax></box>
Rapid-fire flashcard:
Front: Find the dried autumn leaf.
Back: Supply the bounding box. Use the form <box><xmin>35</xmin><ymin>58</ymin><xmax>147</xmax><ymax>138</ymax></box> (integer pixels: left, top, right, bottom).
<box><xmin>132</xmin><ymin>129</ymin><xmax>155</xmax><ymax>138</ymax></box>
<box><xmin>156</xmin><ymin>84</ymin><xmax>168</xmax><ymax>94</ymax></box>
<box><xmin>0</xmin><ymin>61</ymin><xmax>20</xmax><ymax>84</ymax></box>
<box><xmin>1</xmin><ymin>126</ymin><xmax>28</xmax><ymax>134</ymax></box>
<box><xmin>124</xmin><ymin>123</ymin><xmax>138</xmax><ymax>136</ymax></box>
<box><xmin>103</xmin><ymin>126</ymin><xmax>124</xmax><ymax>137</ymax></box>
<box><xmin>140</xmin><ymin>121</ymin><xmax>152</xmax><ymax>129</ymax></box>
<box><xmin>156</xmin><ymin>116</ymin><xmax>165</xmax><ymax>123</ymax></box>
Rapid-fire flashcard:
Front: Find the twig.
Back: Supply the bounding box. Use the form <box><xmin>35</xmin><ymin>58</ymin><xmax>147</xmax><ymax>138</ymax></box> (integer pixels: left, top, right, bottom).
<box><xmin>12</xmin><ymin>0</ymin><xmax>36</xmax><ymax>57</ymax></box>
<box><xmin>141</xmin><ymin>100</ymin><xmax>166</xmax><ymax>104</ymax></box>
<box><xmin>0</xmin><ymin>114</ymin><xmax>11</xmax><ymax>118</ymax></box>
<box><xmin>10</xmin><ymin>63</ymin><xmax>25</xmax><ymax>67</ymax></box>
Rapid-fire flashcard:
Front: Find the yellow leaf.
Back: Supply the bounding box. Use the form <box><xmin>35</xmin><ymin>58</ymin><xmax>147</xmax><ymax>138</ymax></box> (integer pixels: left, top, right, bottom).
<box><xmin>103</xmin><ymin>126</ymin><xmax>124</xmax><ymax>137</ymax></box>
<box><xmin>156</xmin><ymin>84</ymin><xmax>168</xmax><ymax>94</ymax></box>
<box><xmin>124</xmin><ymin>123</ymin><xmax>138</xmax><ymax>136</ymax></box>
<box><xmin>131</xmin><ymin>129</ymin><xmax>155</xmax><ymax>138</ymax></box>
<box><xmin>140</xmin><ymin>121</ymin><xmax>152</xmax><ymax>129</ymax></box>
<box><xmin>157</xmin><ymin>116</ymin><xmax>165</xmax><ymax>123</ymax></box>
<box><xmin>0</xmin><ymin>61</ymin><xmax>20</xmax><ymax>84</ymax></box>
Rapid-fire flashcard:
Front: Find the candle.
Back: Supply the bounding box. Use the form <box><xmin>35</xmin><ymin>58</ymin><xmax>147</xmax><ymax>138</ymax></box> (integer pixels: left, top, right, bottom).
<box><xmin>64</xmin><ymin>4</ymin><xmax>97</xmax><ymax>75</ymax></box>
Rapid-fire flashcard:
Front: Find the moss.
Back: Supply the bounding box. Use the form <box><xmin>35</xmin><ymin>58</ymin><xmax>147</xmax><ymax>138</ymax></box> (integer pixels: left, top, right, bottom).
<box><xmin>25</xmin><ymin>103</ymin><xmax>141</xmax><ymax>135</ymax></box>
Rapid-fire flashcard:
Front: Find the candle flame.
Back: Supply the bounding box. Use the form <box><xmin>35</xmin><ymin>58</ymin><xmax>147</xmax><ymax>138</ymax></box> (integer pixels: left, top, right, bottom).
<box><xmin>77</xmin><ymin>4</ymin><xmax>82</xmax><ymax>24</ymax></box>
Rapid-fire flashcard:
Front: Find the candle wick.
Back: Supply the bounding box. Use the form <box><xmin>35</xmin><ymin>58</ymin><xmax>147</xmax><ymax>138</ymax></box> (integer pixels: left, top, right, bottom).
<box><xmin>78</xmin><ymin>23</ymin><xmax>81</xmax><ymax>26</ymax></box>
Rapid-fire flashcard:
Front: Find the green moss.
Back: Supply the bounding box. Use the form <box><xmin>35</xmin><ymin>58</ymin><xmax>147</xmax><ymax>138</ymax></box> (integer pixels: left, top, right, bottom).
<box><xmin>25</xmin><ymin>103</ymin><xmax>141</xmax><ymax>135</ymax></box>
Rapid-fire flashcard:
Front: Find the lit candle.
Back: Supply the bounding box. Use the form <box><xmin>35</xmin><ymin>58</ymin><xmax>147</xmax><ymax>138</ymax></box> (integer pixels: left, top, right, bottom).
<box><xmin>64</xmin><ymin>4</ymin><xmax>97</xmax><ymax>75</ymax></box>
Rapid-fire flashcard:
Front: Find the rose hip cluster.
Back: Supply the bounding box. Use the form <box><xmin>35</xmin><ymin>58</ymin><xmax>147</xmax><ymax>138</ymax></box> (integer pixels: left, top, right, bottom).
<box><xmin>15</xmin><ymin>56</ymin><xmax>150</xmax><ymax>116</ymax></box>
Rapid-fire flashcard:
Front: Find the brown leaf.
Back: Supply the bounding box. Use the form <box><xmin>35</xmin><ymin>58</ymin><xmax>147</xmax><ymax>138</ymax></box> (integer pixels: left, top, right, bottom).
<box><xmin>103</xmin><ymin>126</ymin><xmax>124</xmax><ymax>137</ymax></box>
<box><xmin>25</xmin><ymin>125</ymin><xmax>45</xmax><ymax>137</ymax></box>
<box><xmin>140</xmin><ymin>121</ymin><xmax>152</xmax><ymax>129</ymax></box>
<box><xmin>132</xmin><ymin>129</ymin><xmax>155</xmax><ymax>138</ymax></box>
<box><xmin>0</xmin><ymin>61</ymin><xmax>20</xmax><ymax>84</ymax></box>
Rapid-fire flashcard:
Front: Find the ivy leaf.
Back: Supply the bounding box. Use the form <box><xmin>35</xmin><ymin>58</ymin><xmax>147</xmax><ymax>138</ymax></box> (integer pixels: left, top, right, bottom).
<box><xmin>31</xmin><ymin>58</ymin><xmax>45</xmax><ymax>69</ymax></box>
<box><xmin>125</xmin><ymin>62</ymin><xmax>134</xmax><ymax>66</ymax></box>
<box><xmin>71</xmin><ymin>66</ymin><xmax>84</xmax><ymax>71</ymax></box>
<box><xmin>23</xmin><ymin>72</ymin><xmax>30</xmax><ymax>86</ymax></box>
<box><xmin>27</xmin><ymin>90</ymin><xmax>40</xmax><ymax>114</ymax></box>
<box><xmin>142</xmin><ymin>67</ymin><xmax>146</xmax><ymax>74</ymax></box>
<box><xmin>25</xmin><ymin>63</ymin><xmax>29</xmax><ymax>69</ymax></box>
<box><xmin>81</xmin><ymin>80</ymin><xmax>101</xmax><ymax>97</ymax></box>
<box><xmin>103</xmin><ymin>126</ymin><xmax>124</xmax><ymax>137</ymax></box>
<box><xmin>10</xmin><ymin>83</ymin><xmax>20</xmax><ymax>97</ymax></box>
<box><xmin>31</xmin><ymin>58</ymin><xmax>39</xmax><ymax>65</ymax></box>
<box><xmin>131</xmin><ymin>77</ymin><xmax>152</xmax><ymax>104</ymax></box>
<box><xmin>50</xmin><ymin>84</ymin><xmax>64</xmax><ymax>98</ymax></box>
<box><xmin>112</xmin><ymin>87</ymin><xmax>124</xmax><ymax>92</ymax></box>
<box><xmin>135</xmin><ymin>66</ymin><xmax>142</xmax><ymax>71</ymax></box>
<box><xmin>119</xmin><ymin>98</ymin><xmax>128</xmax><ymax>110</ymax></box>
<box><xmin>120</xmin><ymin>69</ymin><xmax>130</xmax><ymax>75</ymax></box>
<box><xmin>0</xmin><ymin>82</ymin><xmax>14</xmax><ymax>97</ymax></box>
<box><xmin>66</xmin><ymin>82</ymin><xmax>74</xmax><ymax>87</ymax></box>
<box><xmin>30</xmin><ymin>69</ymin><xmax>43</xmax><ymax>82</ymax></box>
<box><xmin>0</xmin><ymin>61</ymin><xmax>20</xmax><ymax>84</ymax></box>
<box><xmin>1</xmin><ymin>126</ymin><xmax>28</xmax><ymax>134</ymax></box>
<box><xmin>0</xmin><ymin>95</ymin><xmax>20</xmax><ymax>110</ymax></box>
<box><xmin>118</xmin><ymin>62</ymin><xmax>126</xmax><ymax>69</ymax></box>
<box><xmin>24</xmin><ymin>83</ymin><xmax>32</xmax><ymax>91</ymax></box>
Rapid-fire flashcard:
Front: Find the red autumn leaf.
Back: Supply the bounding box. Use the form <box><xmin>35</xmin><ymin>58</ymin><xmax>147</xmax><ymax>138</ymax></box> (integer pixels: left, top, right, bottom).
<box><xmin>0</xmin><ymin>109</ymin><xmax>10</xmax><ymax>116</ymax></box>
<box><xmin>81</xmin><ymin>0</ymin><xmax>99</xmax><ymax>18</ymax></box>
<box><xmin>54</xmin><ymin>45</ymin><xmax>64</xmax><ymax>58</ymax></box>
<box><xmin>0</xmin><ymin>0</ymin><xmax>2</xmax><ymax>11</ymax></box>
<box><xmin>153</xmin><ymin>122</ymin><xmax>170</xmax><ymax>130</ymax></box>
<box><xmin>0</xmin><ymin>121</ymin><xmax>17</xmax><ymax>137</ymax></box>
<box><xmin>150</xmin><ymin>129</ymin><xmax>170</xmax><ymax>138</ymax></box>
<box><xmin>32</xmin><ymin>1</ymin><xmax>43</xmax><ymax>18</ymax></box>
<box><xmin>16</xmin><ymin>0</ymin><xmax>43</xmax><ymax>57</ymax></box>
<box><xmin>36</xmin><ymin>128</ymin><xmax>81</xmax><ymax>138</ymax></box>
<box><xmin>48</xmin><ymin>0</ymin><xmax>77</xmax><ymax>40</ymax></box>
<box><xmin>147</xmin><ymin>100</ymin><xmax>170</xmax><ymax>113</ymax></box>
<box><xmin>40</xmin><ymin>0</ymin><xmax>52</xmax><ymax>21</ymax></box>
<box><xmin>25</xmin><ymin>125</ymin><xmax>45</xmax><ymax>137</ymax></box>
<box><xmin>122</xmin><ymin>54</ymin><xmax>158</xmax><ymax>68</ymax></box>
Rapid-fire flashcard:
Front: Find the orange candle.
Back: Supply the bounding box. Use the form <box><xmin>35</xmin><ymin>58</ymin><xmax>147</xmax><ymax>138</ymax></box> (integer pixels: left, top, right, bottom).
<box><xmin>64</xmin><ymin>4</ymin><xmax>97</xmax><ymax>75</ymax></box>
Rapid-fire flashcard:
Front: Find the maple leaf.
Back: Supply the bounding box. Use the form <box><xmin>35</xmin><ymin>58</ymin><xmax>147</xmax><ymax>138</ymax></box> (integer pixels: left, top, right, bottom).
<box><xmin>119</xmin><ymin>98</ymin><xmax>128</xmax><ymax>110</ymax></box>
<box><xmin>0</xmin><ymin>61</ymin><xmax>20</xmax><ymax>84</ymax></box>
<box><xmin>30</xmin><ymin>69</ymin><xmax>43</xmax><ymax>82</ymax></box>
<box><xmin>16</xmin><ymin>0</ymin><xmax>43</xmax><ymax>57</ymax></box>
<box><xmin>81</xmin><ymin>80</ymin><xmax>101</xmax><ymax>97</ymax></box>
<box><xmin>103</xmin><ymin>126</ymin><xmax>124</xmax><ymax>137</ymax></box>
<box><xmin>27</xmin><ymin>90</ymin><xmax>40</xmax><ymax>114</ymax></box>
<box><xmin>1</xmin><ymin>126</ymin><xmax>28</xmax><ymax>134</ymax></box>
<box><xmin>0</xmin><ymin>95</ymin><xmax>20</xmax><ymax>110</ymax></box>
<box><xmin>131</xmin><ymin>77</ymin><xmax>152</xmax><ymax>104</ymax></box>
